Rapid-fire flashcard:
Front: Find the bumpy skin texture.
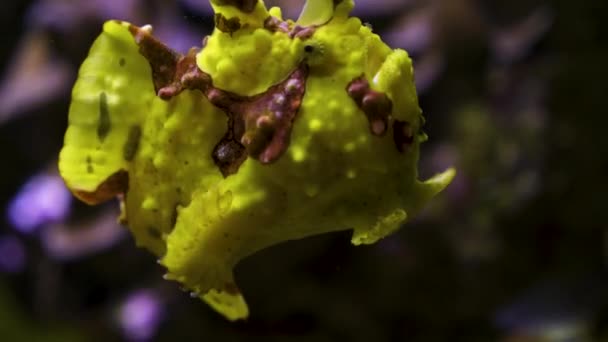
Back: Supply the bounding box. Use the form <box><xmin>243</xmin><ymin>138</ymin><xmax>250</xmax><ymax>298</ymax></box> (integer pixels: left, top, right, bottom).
<box><xmin>58</xmin><ymin>0</ymin><xmax>454</xmax><ymax>321</ymax></box>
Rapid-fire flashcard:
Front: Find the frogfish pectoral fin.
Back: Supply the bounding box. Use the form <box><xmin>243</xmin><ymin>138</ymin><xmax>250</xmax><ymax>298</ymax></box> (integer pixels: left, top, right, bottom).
<box><xmin>350</xmin><ymin>167</ymin><xmax>455</xmax><ymax>245</ymax></box>
<box><xmin>59</xmin><ymin>20</ymin><xmax>155</xmax><ymax>203</ymax></box>
<box><xmin>160</xmin><ymin>184</ymin><xmax>250</xmax><ymax>320</ymax></box>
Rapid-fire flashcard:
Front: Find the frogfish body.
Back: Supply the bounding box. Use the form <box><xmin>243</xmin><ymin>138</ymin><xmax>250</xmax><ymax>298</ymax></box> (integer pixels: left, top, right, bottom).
<box><xmin>58</xmin><ymin>0</ymin><xmax>454</xmax><ymax>320</ymax></box>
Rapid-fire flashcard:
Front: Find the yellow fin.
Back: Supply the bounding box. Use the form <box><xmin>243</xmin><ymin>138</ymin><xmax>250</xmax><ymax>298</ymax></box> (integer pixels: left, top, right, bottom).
<box><xmin>58</xmin><ymin>21</ymin><xmax>155</xmax><ymax>203</ymax></box>
<box><xmin>297</xmin><ymin>0</ymin><xmax>335</xmax><ymax>26</ymax></box>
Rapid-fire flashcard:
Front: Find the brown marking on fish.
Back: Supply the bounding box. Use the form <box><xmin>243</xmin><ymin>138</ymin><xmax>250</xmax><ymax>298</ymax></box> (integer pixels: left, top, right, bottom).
<box><xmin>127</xmin><ymin>24</ymin><xmax>308</xmax><ymax>176</ymax></box>
<box><xmin>73</xmin><ymin>170</ymin><xmax>129</xmax><ymax>205</ymax></box>
<box><xmin>128</xmin><ymin>25</ymin><xmax>180</xmax><ymax>94</ymax></box>
<box><xmin>224</xmin><ymin>282</ymin><xmax>240</xmax><ymax>295</ymax></box>
<box><xmin>127</xmin><ymin>24</ymin><xmax>212</xmax><ymax>99</ymax></box>
<box><xmin>157</xmin><ymin>48</ymin><xmax>213</xmax><ymax>100</ymax></box>
<box><xmin>347</xmin><ymin>75</ymin><xmax>392</xmax><ymax>136</ymax></box>
<box><xmin>263</xmin><ymin>16</ymin><xmax>318</xmax><ymax>39</ymax></box>
<box><xmin>212</xmin><ymin>129</ymin><xmax>248</xmax><ymax>177</ymax></box>
<box><xmin>393</xmin><ymin>120</ymin><xmax>414</xmax><ymax>153</ymax></box>
<box><xmin>214</xmin><ymin>14</ymin><xmax>241</xmax><ymax>34</ymax></box>
<box><xmin>263</xmin><ymin>16</ymin><xmax>290</xmax><ymax>34</ymax></box>
<box><xmin>290</xmin><ymin>25</ymin><xmax>317</xmax><ymax>39</ymax></box>
<box><xmin>206</xmin><ymin>63</ymin><xmax>309</xmax><ymax>176</ymax></box>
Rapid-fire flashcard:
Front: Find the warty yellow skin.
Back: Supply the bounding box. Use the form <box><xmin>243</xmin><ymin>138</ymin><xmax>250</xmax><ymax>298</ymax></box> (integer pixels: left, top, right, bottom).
<box><xmin>58</xmin><ymin>0</ymin><xmax>454</xmax><ymax>320</ymax></box>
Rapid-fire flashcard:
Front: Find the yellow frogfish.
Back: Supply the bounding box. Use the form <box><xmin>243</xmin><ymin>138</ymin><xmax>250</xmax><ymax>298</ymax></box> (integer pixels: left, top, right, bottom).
<box><xmin>58</xmin><ymin>0</ymin><xmax>454</xmax><ymax>320</ymax></box>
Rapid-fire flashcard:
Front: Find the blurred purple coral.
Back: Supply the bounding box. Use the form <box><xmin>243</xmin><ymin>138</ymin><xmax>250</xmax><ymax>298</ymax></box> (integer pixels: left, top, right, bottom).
<box><xmin>26</xmin><ymin>0</ymin><xmax>141</xmax><ymax>31</ymax></box>
<box><xmin>383</xmin><ymin>7</ymin><xmax>434</xmax><ymax>55</ymax></box>
<box><xmin>7</xmin><ymin>172</ymin><xmax>71</xmax><ymax>234</ymax></box>
<box><xmin>118</xmin><ymin>289</ymin><xmax>165</xmax><ymax>342</ymax></box>
<box><xmin>351</xmin><ymin>0</ymin><xmax>415</xmax><ymax>17</ymax></box>
<box><xmin>490</xmin><ymin>6</ymin><xmax>554</xmax><ymax>64</ymax></box>
<box><xmin>0</xmin><ymin>32</ymin><xmax>72</xmax><ymax>124</ymax></box>
<box><xmin>41</xmin><ymin>210</ymin><xmax>127</xmax><ymax>261</ymax></box>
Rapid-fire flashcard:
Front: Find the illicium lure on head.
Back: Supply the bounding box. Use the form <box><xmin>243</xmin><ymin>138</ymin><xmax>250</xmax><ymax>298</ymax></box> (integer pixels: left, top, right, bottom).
<box><xmin>58</xmin><ymin>0</ymin><xmax>455</xmax><ymax>320</ymax></box>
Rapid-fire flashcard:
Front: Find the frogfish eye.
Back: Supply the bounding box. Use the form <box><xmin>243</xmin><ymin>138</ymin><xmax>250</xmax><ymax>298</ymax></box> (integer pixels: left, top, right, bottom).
<box><xmin>301</xmin><ymin>39</ymin><xmax>327</xmax><ymax>67</ymax></box>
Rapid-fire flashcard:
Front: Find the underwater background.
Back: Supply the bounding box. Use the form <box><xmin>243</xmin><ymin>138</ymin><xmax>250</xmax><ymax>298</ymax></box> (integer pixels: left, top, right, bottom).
<box><xmin>0</xmin><ymin>0</ymin><xmax>606</xmax><ymax>341</ymax></box>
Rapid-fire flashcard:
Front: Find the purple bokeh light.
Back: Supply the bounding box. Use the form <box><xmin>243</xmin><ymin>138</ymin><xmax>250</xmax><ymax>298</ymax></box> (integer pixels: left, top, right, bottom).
<box><xmin>26</xmin><ymin>0</ymin><xmax>140</xmax><ymax>31</ymax></box>
<box><xmin>7</xmin><ymin>173</ymin><xmax>72</xmax><ymax>234</ymax></box>
<box><xmin>383</xmin><ymin>9</ymin><xmax>433</xmax><ymax>55</ymax></box>
<box><xmin>0</xmin><ymin>235</ymin><xmax>26</xmax><ymax>273</ymax></box>
<box><xmin>42</xmin><ymin>211</ymin><xmax>127</xmax><ymax>261</ymax></box>
<box><xmin>490</xmin><ymin>6</ymin><xmax>554</xmax><ymax>64</ymax></box>
<box><xmin>119</xmin><ymin>289</ymin><xmax>164</xmax><ymax>342</ymax></box>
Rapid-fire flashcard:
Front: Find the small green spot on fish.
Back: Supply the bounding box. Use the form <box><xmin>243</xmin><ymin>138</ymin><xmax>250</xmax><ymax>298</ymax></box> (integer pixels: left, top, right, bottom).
<box><xmin>123</xmin><ymin>125</ymin><xmax>142</xmax><ymax>161</ymax></box>
<box><xmin>97</xmin><ymin>92</ymin><xmax>111</xmax><ymax>141</ymax></box>
<box><xmin>86</xmin><ymin>155</ymin><xmax>94</xmax><ymax>173</ymax></box>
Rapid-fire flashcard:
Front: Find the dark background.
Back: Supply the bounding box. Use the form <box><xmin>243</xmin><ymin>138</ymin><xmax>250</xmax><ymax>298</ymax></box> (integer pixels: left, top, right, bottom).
<box><xmin>1</xmin><ymin>0</ymin><xmax>607</xmax><ymax>341</ymax></box>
